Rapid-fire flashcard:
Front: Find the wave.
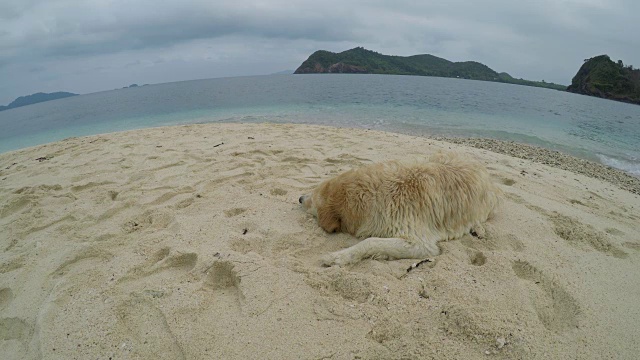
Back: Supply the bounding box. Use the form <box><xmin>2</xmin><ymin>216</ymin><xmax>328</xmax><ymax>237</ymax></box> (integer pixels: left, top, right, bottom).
<box><xmin>597</xmin><ymin>154</ymin><xmax>640</xmax><ymax>177</ymax></box>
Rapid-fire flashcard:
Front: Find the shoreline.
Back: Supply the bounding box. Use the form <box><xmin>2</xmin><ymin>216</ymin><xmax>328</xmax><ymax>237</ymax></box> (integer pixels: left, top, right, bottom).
<box><xmin>433</xmin><ymin>136</ymin><xmax>640</xmax><ymax>195</ymax></box>
<box><xmin>3</xmin><ymin>123</ymin><xmax>638</xmax><ymax>194</ymax></box>
<box><xmin>0</xmin><ymin>122</ymin><xmax>640</xmax><ymax>194</ymax></box>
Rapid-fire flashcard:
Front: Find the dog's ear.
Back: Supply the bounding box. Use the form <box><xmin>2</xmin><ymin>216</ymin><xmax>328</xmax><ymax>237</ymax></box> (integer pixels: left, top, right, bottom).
<box><xmin>317</xmin><ymin>205</ymin><xmax>341</xmax><ymax>233</ymax></box>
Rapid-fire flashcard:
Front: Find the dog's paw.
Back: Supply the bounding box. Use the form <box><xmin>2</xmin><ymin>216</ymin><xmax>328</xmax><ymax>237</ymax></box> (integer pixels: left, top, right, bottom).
<box><xmin>320</xmin><ymin>250</ymin><xmax>356</xmax><ymax>267</ymax></box>
<box><xmin>470</xmin><ymin>224</ymin><xmax>486</xmax><ymax>239</ymax></box>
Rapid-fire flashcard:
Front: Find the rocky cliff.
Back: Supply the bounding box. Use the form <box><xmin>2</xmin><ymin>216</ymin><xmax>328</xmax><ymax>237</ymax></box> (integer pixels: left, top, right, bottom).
<box><xmin>567</xmin><ymin>55</ymin><xmax>640</xmax><ymax>105</ymax></box>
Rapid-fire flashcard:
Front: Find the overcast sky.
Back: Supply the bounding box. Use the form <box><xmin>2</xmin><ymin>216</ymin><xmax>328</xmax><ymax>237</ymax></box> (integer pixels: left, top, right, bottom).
<box><xmin>1</xmin><ymin>0</ymin><xmax>638</xmax><ymax>104</ymax></box>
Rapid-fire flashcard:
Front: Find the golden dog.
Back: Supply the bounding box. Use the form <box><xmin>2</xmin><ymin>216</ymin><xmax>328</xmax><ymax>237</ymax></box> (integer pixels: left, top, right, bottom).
<box><xmin>299</xmin><ymin>153</ymin><xmax>501</xmax><ymax>266</ymax></box>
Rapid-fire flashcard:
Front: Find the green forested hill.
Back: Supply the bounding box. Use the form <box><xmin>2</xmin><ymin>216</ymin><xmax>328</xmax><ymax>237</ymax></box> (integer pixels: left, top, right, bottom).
<box><xmin>567</xmin><ymin>55</ymin><xmax>640</xmax><ymax>105</ymax></box>
<box><xmin>294</xmin><ymin>47</ymin><xmax>566</xmax><ymax>90</ymax></box>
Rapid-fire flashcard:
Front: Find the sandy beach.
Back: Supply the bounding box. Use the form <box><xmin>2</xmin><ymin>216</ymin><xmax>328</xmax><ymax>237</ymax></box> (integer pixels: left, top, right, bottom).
<box><xmin>1</xmin><ymin>123</ymin><xmax>639</xmax><ymax>359</ymax></box>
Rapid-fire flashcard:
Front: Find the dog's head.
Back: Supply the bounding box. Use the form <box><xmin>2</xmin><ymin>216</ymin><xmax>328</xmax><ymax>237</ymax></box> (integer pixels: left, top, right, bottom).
<box><xmin>299</xmin><ymin>180</ymin><xmax>341</xmax><ymax>233</ymax></box>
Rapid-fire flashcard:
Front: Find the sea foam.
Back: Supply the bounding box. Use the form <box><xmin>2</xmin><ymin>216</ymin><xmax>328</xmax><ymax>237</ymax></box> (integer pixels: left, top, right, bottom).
<box><xmin>597</xmin><ymin>153</ymin><xmax>640</xmax><ymax>177</ymax></box>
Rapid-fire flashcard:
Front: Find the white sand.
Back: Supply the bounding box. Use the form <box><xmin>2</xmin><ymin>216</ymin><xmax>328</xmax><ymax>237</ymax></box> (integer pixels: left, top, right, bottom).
<box><xmin>1</xmin><ymin>123</ymin><xmax>639</xmax><ymax>359</ymax></box>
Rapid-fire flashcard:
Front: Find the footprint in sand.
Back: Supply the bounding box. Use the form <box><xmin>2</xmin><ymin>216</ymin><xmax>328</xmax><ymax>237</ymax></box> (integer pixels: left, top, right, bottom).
<box><xmin>324</xmin><ymin>154</ymin><xmax>370</xmax><ymax>167</ymax></box>
<box><xmin>366</xmin><ymin>317</ymin><xmax>404</xmax><ymax>344</ymax></box>
<box><xmin>172</xmin><ymin>197</ymin><xmax>195</xmax><ymax>210</ymax></box>
<box><xmin>107</xmin><ymin>190</ymin><xmax>119</xmax><ymax>201</ymax></box>
<box><xmin>305</xmin><ymin>270</ymin><xmax>373</xmax><ymax>303</ymax></box>
<box><xmin>438</xmin><ymin>304</ymin><xmax>488</xmax><ymax>343</ymax></box>
<box><xmin>0</xmin><ymin>196</ymin><xmax>34</xmax><ymax>219</ymax></box>
<box><xmin>144</xmin><ymin>248</ymin><xmax>197</xmax><ymax>273</ymax></box>
<box><xmin>119</xmin><ymin>247</ymin><xmax>198</xmax><ymax>283</ymax></box>
<box><xmin>511</xmin><ymin>260</ymin><xmax>580</xmax><ymax>332</ymax></box>
<box><xmin>469</xmin><ymin>251</ymin><xmax>487</xmax><ymax>266</ymax></box>
<box><xmin>281</xmin><ymin>156</ymin><xmax>312</xmax><ymax>164</ymax></box>
<box><xmin>270</xmin><ymin>188</ymin><xmax>288</xmax><ymax>196</ymax></box>
<box><xmin>622</xmin><ymin>242</ymin><xmax>640</xmax><ymax>251</ymax></box>
<box><xmin>203</xmin><ymin>261</ymin><xmax>241</xmax><ymax>290</ymax></box>
<box><xmin>155</xmin><ymin>252</ymin><xmax>198</xmax><ymax>273</ymax></box>
<box><xmin>13</xmin><ymin>184</ymin><xmax>63</xmax><ymax>195</ymax></box>
<box><xmin>50</xmin><ymin>247</ymin><xmax>112</xmax><ymax>278</ymax></box>
<box><xmin>201</xmin><ymin>169</ymin><xmax>255</xmax><ymax>192</ymax></box>
<box><xmin>122</xmin><ymin>210</ymin><xmax>175</xmax><ymax>233</ymax></box>
<box><xmin>0</xmin><ymin>288</ymin><xmax>14</xmax><ymax>310</ymax></box>
<box><xmin>0</xmin><ymin>317</ymin><xmax>33</xmax><ymax>355</ymax></box>
<box><xmin>146</xmin><ymin>186</ymin><xmax>195</xmax><ymax>206</ymax></box>
<box><xmin>501</xmin><ymin>178</ymin><xmax>516</xmax><ymax>186</ymax></box>
<box><xmin>70</xmin><ymin>181</ymin><xmax>114</xmax><ymax>193</ymax></box>
<box><xmin>460</xmin><ymin>225</ymin><xmax>525</xmax><ymax>252</ymax></box>
<box><xmin>4</xmin><ymin>211</ymin><xmax>76</xmax><ymax>251</ymax></box>
<box><xmin>605</xmin><ymin>228</ymin><xmax>624</xmax><ymax>236</ymax></box>
<box><xmin>549</xmin><ymin>213</ymin><xmax>627</xmax><ymax>258</ymax></box>
<box><xmin>224</xmin><ymin>207</ymin><xmax>247</xmax><ymax>217</ymax></box>
<box><xmin>202</xmin><ymin>261</ymin><xmax>244</xmax><ymax>308</ymax></box>
<box><xmin>0</xmin><ymin>256</ymin><xmax>24</xmax><ymax>274</ymax></box>
<box><xmin>116</xmin><ymin>297</ymin><xmax>186</xmax><ymax>360</ymax></box>
<box><xmin>1</xmin><ymin>184</ymin><xmax>63</xmax><ymax>219</ymax></box>
<box><xmin>229</xmin><ymin>228</ymin><xmax>310</xmax><ymax>258</ymax></box>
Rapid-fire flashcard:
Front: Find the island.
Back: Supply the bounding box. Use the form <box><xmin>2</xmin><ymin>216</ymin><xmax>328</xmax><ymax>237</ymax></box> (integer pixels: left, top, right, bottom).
<box><xmin>567</xmin><ymin>55</ymin><xmax>640</xmax><ymax>105</ymax></box>
<box><xmin>121</xmin><ymin>84</ymin><xmax>150</xmax><ymax>89</ymax></box>
<box><xmin>0</xmin><ymin>92</ymin><xmax>78</xmax><ymax>112</ymax></box>
<box><xmin>294</xmin><ymin>47</ymin><xmax>567</xmax><ymax>90</ymax></box>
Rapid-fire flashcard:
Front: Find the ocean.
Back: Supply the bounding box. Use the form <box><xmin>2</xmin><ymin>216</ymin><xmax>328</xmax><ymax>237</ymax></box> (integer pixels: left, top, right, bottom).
<box><xmin>1</xmin><ymin>74</ymin><xmax>639</xmax><ymax>176</ymax></box>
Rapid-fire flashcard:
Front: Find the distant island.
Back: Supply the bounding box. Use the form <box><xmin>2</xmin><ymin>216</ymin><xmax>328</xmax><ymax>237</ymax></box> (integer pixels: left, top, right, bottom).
<box><xmin>271</xmin><ymin>70</ymin><xmax>295</xmax><ymax>75</ymax></box>
<box><xmin>567</xmin><ymin>55</ymin><xmax>640</xmax><ymax>105</ymax></box>
<box><xmin>294</xmin><ymin>47</ymin><xmax>567</xmax><ymax>90</ymax></box>
<box><xmin>0</xmin><ymin>92</ymin><xmax>78</xmax><ymax>112</ymax></box>
<box><xmin>122</xmin><ymin>83</ymin><xmax>150</xmax><ymax>89</ymax></box>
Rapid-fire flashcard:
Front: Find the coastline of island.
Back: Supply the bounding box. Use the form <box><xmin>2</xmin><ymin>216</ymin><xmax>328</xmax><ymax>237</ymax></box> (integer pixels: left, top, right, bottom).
<box><xmin>294</xmin><ymin>47</ymin><xmax>567</xmax><ymax>91</ymax></box>
<box><xmin>0</xmin><ymin>91</ymin><xmax>78</xmax><ymax>112</ymax></box>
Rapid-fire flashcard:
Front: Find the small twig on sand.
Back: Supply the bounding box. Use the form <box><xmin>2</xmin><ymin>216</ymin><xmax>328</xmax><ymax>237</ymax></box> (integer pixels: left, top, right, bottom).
<box><xmin>406</xmin><ymin>258</ymin><xmax>433</xmax><ymax>273</ymax></box>
<box><xmin>213</xmin><ymin>142</ymin><xmax>224</xmax><ymax>148</ymax></box>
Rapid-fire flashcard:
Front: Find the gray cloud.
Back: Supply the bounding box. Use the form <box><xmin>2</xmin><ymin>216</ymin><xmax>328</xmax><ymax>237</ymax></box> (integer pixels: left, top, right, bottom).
<box><xmin>1</xmin><ymin>0</ymin><xmax>639</xmax><ymax>104</ymax></box>
<box><xmin>0</xmin><ymin>1</ymin><xmax>357</xmax><ymax>60</ymax></box>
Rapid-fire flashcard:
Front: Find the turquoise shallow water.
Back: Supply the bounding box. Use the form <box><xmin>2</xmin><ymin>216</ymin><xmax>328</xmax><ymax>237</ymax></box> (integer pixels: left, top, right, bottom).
<box><xmin>1</xmin><ymin>74</ymin><xmax>639</xmax><ymax>175</ymax></box>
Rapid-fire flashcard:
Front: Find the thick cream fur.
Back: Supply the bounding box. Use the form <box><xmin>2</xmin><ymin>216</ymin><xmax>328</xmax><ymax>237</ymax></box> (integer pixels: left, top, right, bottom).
<box><xmin>301</xmin><ymin>153</ymin><xmax>502</xmax><ymax>266</ymax></box>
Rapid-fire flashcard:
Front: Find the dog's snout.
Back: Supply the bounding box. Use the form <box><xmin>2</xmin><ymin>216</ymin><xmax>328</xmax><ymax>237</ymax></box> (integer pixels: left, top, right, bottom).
<box><xmin>299</xmin><ymin>196</ymin><xmax>304</xmax><ymax>204</ymax></box>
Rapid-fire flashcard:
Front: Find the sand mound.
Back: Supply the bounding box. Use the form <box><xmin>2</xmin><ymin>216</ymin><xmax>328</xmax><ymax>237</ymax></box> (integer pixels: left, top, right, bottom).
<box><xmin>1</xmin><ymin>123</ymin><xmax>639</xmax><ymax>359</ymax></box>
